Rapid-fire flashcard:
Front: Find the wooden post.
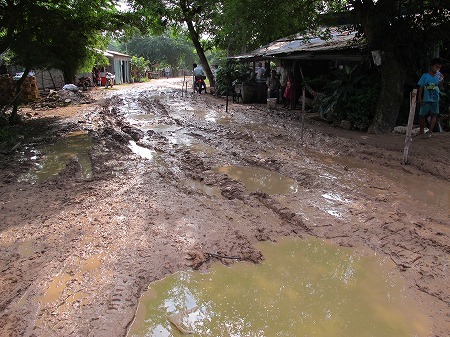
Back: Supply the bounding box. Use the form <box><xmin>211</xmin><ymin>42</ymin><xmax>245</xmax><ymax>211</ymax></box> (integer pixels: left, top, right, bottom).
<box><xmin>300</xmin><ymin>87</ymin><xmax>306</xmax><ymax>141</ymax></box>
<box><xmin>226</xmin><ymin>85</ymin><xmax>229</xmax><ymax>113</ymax></box>
<box><xmin>402</xmin><ymin>89</ymin><xmax>417</xmax><ymax>165</ymax></box>
<box><xmin>181</xmin><ymin>71</ymin><xmax>185</xmax><ymax>97</ymax></box>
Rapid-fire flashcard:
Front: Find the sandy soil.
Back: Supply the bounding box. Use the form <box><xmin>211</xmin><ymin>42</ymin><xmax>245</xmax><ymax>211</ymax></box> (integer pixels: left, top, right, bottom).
<box><xmin>0</xmin><ymin>78</ymin><xmax>449</xmax><ymax>337</ymax></box>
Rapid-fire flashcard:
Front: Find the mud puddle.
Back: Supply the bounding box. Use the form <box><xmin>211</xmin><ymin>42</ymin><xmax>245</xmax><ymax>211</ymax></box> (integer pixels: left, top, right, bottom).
<box><xmin>18</xmin><ymin>131</ymin><xmax>93</xmax><ymax>183</ymax></box>
<box><xmin>215</xmin><ymin>165</ymin><xmax>299</xmax><ymax>194</ymax></box>
<box><xmin>127</xmin><ymin>236</ymin><xmax>430</xmax><ymax>337</ymax></box>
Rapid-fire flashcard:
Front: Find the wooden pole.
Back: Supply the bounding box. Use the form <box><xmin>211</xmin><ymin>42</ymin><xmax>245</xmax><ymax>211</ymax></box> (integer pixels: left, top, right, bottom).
<box><xmin>182</xmin><ymin>71</ymin><xmax>185</xmax><ymax>97</ymax></box>
<box><xmin>402</xmin><ymin>89</ymin><xmax>417</xmax><ymax>165</ymax></box>
<box><xmin>226</xmin><ymin>85</ymin><xmax>229</xmax><ymax>113</ymax></box>
<box><xmin>300</xmin><ymin>87</ymin><xmax>306</xmax><ymax>141</ymax></box>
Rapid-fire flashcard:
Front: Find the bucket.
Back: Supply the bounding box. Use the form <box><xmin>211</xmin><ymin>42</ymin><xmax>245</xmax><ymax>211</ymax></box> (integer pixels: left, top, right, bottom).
<box><xmin>267</xmin><ymin>98</ymin><xmax>277</xmax><ymax>109</ymax></box>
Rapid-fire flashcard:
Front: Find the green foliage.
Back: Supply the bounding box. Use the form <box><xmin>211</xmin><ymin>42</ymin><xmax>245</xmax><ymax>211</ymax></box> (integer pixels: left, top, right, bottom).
<box><xmin>214</xmin><ymin>60</ymin><xmax>251</xmax><ymax>96</ymax></box>
<box><xmin>131</xmin><ymin>56</ymin><xmax>150</xmax><ymax>81</ymax></box>
<box><xmin>0</xmin><ymin>1</ymin><xmax>123</xmax><ymax>82</ymax></box>
<box><xmin>214</xmin><ymin>0</ymin><xmax>324</xmax><ymax>54</ymax></box>
<box><xmin>308</xmin><ymin>65</ymin><xmax>379</xmax><ymax>131</ymax></box>
<box><xmin>121</xmin><ymin>33</ymin><xmax>195</xmax><ymax>69</ymax></box>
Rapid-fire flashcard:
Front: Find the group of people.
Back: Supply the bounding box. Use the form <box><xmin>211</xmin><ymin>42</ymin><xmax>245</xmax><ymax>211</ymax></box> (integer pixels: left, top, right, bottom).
<box><xmin>264</xmin><ymin>63</ymin><xmax>296</xmax><ymax>109</ymax></box>
<box><xmin>91</xmin><ymin>66</ymin><xmax>115</xmax><ymax>88</ymax></box>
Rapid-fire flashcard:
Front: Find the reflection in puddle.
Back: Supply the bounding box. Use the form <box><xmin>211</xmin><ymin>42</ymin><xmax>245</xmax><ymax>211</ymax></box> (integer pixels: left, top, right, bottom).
<box><xmin>129</xmin><ymin>141</ymin><xmax>156</xmax><ymax>160</ymax></box>
<box><xmin>128</xmin><ymin>237</ymin><xmax>430</xmax><ymax>337</ymax></box>
<box><xmin>215</xmin><ymin>165</ymin><xmax>299</xmax><ymax>195</ymax></box>
<box><xmin>19</xmin><ymin>131</ymin><xmax>93</xmax><ymax>183</ymax></box>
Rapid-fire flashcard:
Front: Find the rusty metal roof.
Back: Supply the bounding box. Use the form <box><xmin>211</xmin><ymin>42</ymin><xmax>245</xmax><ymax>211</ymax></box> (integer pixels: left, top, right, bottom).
<box><xmin>232</xmin><ymin>28</ymin><xmax>363</xmax><ymax>60</ymax></box>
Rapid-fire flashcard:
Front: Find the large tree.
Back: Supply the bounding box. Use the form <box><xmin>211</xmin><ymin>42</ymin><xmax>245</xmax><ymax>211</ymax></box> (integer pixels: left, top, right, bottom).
<box><xmin>345</xmin><ymin>0</ymin><xmax>450</xmax><ymax>133</ymax></box>
<box><xmin>0</xmin><ymin>0</ymin><xmax>126</xmax><ymax>123</ymax></box>
<box><xmin>130</xmin><ymin>0</ymin><xmax>219</xmax><ymax>86</ymax></box>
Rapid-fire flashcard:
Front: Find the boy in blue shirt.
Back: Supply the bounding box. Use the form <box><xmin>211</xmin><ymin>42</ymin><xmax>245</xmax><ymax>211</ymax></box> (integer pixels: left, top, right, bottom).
<box><xmin>418</xmin><ymin>58</ymin><xmax>444</xmax><ymax>138</ymax></box>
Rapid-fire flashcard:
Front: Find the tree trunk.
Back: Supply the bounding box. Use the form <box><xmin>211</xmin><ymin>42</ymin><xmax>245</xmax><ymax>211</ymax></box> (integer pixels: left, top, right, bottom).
<box><xmin>184</xmin><ymin>19</ymin><xmax>214</xmax><ymax>89</ymax></box>
<box><xmin>9</xmin><ymin>67</ymin><xmax>31</xmax><ymax>125</ymax></box>
<box><xmin>368</xmin><ymin>51</ymin><xmax>407</xmax><ymax>133</ymax></box>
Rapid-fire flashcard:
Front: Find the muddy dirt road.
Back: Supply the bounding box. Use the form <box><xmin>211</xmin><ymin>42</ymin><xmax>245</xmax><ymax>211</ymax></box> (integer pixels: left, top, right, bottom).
<box><xmin>1</xmin><ymin>78</ymin><xmax>449</xmax><ymax>337</ymax></box>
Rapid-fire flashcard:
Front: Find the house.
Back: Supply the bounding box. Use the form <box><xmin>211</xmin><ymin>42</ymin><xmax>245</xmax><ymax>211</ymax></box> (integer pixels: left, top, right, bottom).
<box><xmin>102</xmin><ymin>50</ymin><xmax>132</xmax><ymax>85</ymax></box>
<box><xmin>230</xmin><ymin>28</ymin><xmax>365</xmax><ymax>104</ymax></box>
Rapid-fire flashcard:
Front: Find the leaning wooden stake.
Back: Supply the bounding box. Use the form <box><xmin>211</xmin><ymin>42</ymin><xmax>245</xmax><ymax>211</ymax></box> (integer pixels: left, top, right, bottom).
<box><xmin>402</xmin><ymin>89</ymin><xmax>417</xmax><ymax>165</ymax></box>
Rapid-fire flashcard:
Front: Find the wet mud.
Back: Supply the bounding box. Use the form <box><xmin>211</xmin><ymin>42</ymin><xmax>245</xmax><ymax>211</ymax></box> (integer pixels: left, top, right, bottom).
<box><xmin>0</xmin><ymin>79</ymin><xmax>449</xmax><ymax>337</ymax></box>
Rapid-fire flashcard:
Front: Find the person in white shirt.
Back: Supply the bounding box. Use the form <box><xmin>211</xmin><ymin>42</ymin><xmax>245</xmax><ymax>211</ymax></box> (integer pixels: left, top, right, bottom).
<box><xmin>193</xmin><ymin>63</ymin><xmax>206</xmax><ymax>93</ymax></box>
<box><xmin>256</xmin><ymin>62</ymin><xmax>265</xmax><ymax>82</ymax></box>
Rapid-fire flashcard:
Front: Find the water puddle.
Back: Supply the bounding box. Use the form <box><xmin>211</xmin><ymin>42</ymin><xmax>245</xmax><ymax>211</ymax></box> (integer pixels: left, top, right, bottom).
<box><xmin>179</xmin><ymin>178</ymin><xmax>222</xmax><ymax>197</ymax></box>
<box><xmin>127</xmin><ymin>236</ymin><xmax>430</xmax><ymax>337</ymax></box>
<box><xmin>215</xmin><ymin>165</ymin><xmax>299</xmax><ymax>195</ymax></box>
<box><xmin>19</xmin><ymin>131</ymin><xmax>93</xmax><ymax>183</ymax></box>
<box><xmin>187</xmin><ymin>143</ymin><xmax>218</xmax><ymax>156</ymax></box>
<box><xmin>129</xmin><ymin>141</ymin><xmax>157</xmax><ymax>160</ymax></box>
<box><xmin>127</xmin><ymin>113</ymin><xmax>157</xmax><ymax>127</ymax></box>
<box><xmin>145</xmin><ymin>124</ymin><xmax>181</xmax><ymax>133</ymax></box>
<box><xmin>190</xmin><ymin>109</ymin><xmax>231</xmax><ymax>124</ymax></box>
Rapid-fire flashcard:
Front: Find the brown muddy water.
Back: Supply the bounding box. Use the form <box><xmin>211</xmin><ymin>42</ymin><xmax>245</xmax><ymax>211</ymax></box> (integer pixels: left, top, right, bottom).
<box><xmin>19</xmin><ymin>131</ymin><xmax>93</xmax><ymax>183</ymax></box>
<box><xmin>215</xmin><ymin>165</ymin><xmax>299</xmax><ymax>195</ymax></box>
<box><xmin>127</xmin><ymin>236</ymin><xmax>430</xmax><ymax>337</ymax></box>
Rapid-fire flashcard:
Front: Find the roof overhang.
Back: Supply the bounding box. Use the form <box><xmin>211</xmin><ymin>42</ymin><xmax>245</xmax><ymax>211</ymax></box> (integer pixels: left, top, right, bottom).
<box><xmin>230</xmin><ymin>28</ymin><xmax>365</xmax><ymax>62</ymax></box>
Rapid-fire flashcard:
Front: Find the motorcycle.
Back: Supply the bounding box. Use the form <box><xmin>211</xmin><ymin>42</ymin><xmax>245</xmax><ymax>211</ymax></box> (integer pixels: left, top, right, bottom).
<box><xmin>77</xmin><ymin>76</ymin><xmax>92</xmax><ymax>91</ymax></box>
<box><xmin>194</xmin><ymin>76</ymin><xmax>206</xmax><ymax>94</ymax></box>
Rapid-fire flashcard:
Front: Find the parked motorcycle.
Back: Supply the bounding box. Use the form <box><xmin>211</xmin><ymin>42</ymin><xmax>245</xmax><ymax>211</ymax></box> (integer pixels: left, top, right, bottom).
<box><xmin>77</xmin><ymin>76</ymin><xmax>92</xmax><ymax>91</ymax></box>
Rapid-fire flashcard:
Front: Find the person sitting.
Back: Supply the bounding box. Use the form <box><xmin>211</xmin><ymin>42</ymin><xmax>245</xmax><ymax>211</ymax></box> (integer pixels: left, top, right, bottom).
<box><xmin>266</xmin><ymin>69</ymin><xmax>281</xmax><ymax>102</ymax></box>
<box><xmin>193</xmin><ymin>63</ymin><xmax>206</xmax><ymax>93</ymax></box>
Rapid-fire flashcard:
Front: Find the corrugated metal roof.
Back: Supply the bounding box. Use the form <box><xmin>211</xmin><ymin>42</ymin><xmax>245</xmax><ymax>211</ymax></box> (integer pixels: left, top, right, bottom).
<box><xmin>232</xmin><ymin>28</ymin><xmax>363</xmax><ymax>60</ymax></box>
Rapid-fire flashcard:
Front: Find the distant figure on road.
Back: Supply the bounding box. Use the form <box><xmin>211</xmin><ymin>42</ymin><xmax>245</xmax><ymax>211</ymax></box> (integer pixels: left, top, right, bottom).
<box><xmin>165</xmin><ymin>66</ymin><xmax>170</xmax><ymax>79</ymax></box>
<box><xmin>105</xmin><ymin>72</ymin><xmax>115</xmax><ymax>88</ymax></box>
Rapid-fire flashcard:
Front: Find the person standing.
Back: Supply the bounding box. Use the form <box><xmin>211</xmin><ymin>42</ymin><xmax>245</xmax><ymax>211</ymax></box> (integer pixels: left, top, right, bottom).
<box><xmin>277</xmin><ymin>62</ymin><xmax>288</xmax><ymax>107</ymax></box>
<box><xmin>256</xmin><ymin>62</ymin><xmax>265</xmax><ymax>82</ymax></box>
<box><xmin>283</xmin><ymin>73</ymin><xmax>295</xmax><ymax>110</ymax></box>
<box><xmin>266</xmin><ymin>69</ymin><xmax>281</xmax><ymax>102</ymax></box>
<box><xmin>418</xmin><ymin>57</ymin><xmax>444</xmax><ymax>138</ymax></box>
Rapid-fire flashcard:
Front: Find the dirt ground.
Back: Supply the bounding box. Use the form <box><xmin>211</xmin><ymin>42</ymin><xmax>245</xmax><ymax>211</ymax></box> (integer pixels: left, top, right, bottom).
<box><xmin>0</xmin><ymin>78</ymin><xmax>449</xmax><ymax>337</ymax></box>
